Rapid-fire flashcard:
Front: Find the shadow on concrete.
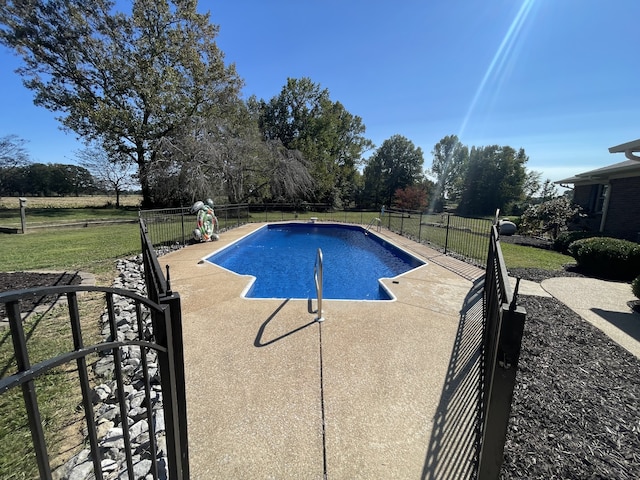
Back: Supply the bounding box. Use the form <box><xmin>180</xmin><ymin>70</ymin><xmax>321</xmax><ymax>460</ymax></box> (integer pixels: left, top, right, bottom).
<box><xmin>421</xmin><ymin>277</ymin><xmax>484</xmax><ymax>480</ymax></box>
<box><xmin>254</xmin><ymin>299</ymin><xmax>317</xmax><ymax>348</ymax></box>
<box><xmin>591</xmin><ymin>307</ymin><xmax>640</xmax><ymax>343</ymax></box>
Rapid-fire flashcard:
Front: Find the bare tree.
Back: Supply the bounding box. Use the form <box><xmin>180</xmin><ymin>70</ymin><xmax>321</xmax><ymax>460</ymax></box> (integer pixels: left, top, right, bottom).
<box><xmin>76</xmin><ymin>145</ymin><xmax>137</xmax><ymax>207</ymax></box>
<box><xmin>0</xmin><ymin>134</ymin><xmax>31</xmax><ymax>194</ymax></box>
<box><xmin>154</xmin><ymin>101</ymin><xmax>315</xmax><ymax>205</ymax></box>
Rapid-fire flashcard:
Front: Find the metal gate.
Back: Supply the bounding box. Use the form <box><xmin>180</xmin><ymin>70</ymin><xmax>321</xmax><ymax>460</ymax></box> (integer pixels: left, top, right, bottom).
<box><xmin>0</xmin><ymin>284</ymin><xmax>188</xmax><ymax>479</ymax></box>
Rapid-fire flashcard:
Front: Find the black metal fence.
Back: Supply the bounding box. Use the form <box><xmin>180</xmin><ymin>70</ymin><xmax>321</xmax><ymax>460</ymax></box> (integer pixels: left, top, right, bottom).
<box><xmin>0</xmin><ymin>284</ymin><xmax>188</xmax><ymax>479</ymax></box>
<box><xmin>477</xmin><ymin>224</ymin><xmax>527</xmax><ymax>479</ymax></box>
<box><xmin>139</xmin><ymin>218</ymin><xmax>190</xmax><ymax>479</ymax></box>
<box><xmin>139</xmin><ymin>203</ymin><xmax>492</xmax><ymax>266</ymax></box>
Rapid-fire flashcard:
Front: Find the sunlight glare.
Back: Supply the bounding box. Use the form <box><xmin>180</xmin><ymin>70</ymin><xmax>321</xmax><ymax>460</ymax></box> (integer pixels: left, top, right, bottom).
<box><xmin>458</xmin><ymin>0</ymin><xmax>537</xmax><ymax>138</ymax></box>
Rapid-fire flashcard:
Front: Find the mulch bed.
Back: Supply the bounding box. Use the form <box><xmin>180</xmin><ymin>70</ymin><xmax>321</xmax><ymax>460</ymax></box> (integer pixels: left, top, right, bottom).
<box><xmin>501</xmin><ymin>294</ymin><xmax>640</xmax><ymax>479</ymax></box>
<box><xmin>0</xmin><ymin>272</ymin><xmax>83</xmax><ymax>319</ymax></box>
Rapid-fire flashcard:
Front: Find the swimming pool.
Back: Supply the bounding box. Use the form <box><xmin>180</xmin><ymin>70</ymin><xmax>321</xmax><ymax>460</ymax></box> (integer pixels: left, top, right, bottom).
<box><xmin>205</xmin><ymin>223</ymin><xmax>425</xmax><ymax>300</ymax></box>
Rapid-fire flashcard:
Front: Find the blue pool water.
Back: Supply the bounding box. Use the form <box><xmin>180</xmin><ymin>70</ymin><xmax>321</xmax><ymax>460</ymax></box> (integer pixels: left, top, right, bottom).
<box><xmin>206</xmin><ymin>223</ymin><xmax>424</xmax><ymax>300</ymax></box>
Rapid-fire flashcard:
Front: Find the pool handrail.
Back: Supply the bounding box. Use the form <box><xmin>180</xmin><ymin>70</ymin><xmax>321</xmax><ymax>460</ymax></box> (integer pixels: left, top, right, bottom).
<box><xmin>364</xmin><ymin>217</ymin><xmax>381</xmax><ymax>234</ymax></box>
<box><xmin>314</xmin><ymin>248</ymin><xmax>324</xmax><ymax>321</ymax></box>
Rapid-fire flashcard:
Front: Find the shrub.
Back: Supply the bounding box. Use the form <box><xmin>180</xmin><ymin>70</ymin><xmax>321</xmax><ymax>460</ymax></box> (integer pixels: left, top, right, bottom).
<box><xmin>568</xmin><ymin>237</ymin><xmax>640</xmax><ymax>280</ymax></box>
<box><xmin>553</xmin><ymin>231</ymin><xmax>604</xmax><ymax>254</ymax></box>
<box><xmin>632</xmin><ymin>275</ymin><xmax>640</xmax><ymax>299</ymax></box>
<box><xmin>519</xmin><ymin>197</ymin><xmax>582</xmax><ymax>240</ymax></box>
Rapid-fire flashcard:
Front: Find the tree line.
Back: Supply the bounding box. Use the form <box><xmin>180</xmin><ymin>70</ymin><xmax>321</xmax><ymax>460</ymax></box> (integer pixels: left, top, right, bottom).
<box><xmin>0</xmin><ymin>0</ymin><xmax>555</xmax><ymax>214</ymax></box>
<box><xmin>0</xmin><ymin>135</ymin><xmax>137</xmax><ymax>206</ymax></box>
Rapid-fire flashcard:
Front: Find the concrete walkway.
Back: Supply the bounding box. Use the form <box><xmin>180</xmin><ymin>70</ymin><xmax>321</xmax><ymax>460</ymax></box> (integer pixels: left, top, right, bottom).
<box><xmin>160</xmin><ymin>222</ymin><xmax>640</xmax><ymax>478</ymax></box>
<box><xmin>161</xmin><ymin>224</ymin><xmax>485</xmax><ymax>479</ymax></box>
<box><xmin>541</xmin><ymin>277</ymin><xmax>640</xmax><ymax>358</ymax></box>
<box><xmin>510</xmin><ymin>275</ymin><xmax>640</xmax><ymax>358</ymax></box>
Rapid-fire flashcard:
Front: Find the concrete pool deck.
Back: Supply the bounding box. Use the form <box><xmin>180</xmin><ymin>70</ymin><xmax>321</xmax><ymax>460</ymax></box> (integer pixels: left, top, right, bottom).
<box><xmin>160</xmin><ymin>223</ymin><xmax>485</xmax><ymax>479</ymax></box>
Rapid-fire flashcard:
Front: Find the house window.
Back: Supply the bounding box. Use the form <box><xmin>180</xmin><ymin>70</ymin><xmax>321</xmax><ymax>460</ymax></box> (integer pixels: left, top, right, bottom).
<box><xmin>587</xmin><ymin>184</ymin><xmax>608</xmax><ymax>214</ymax></box>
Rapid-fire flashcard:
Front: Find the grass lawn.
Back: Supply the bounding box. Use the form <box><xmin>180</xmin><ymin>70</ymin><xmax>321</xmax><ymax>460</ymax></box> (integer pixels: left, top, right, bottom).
<box><xmin>0</xmin><ymin>294</ymin><xmax>105</xmax><ymax>479</ymax></box>
<box><xmin>1</xmin><ymin>222</ymin><xmax>139</xmax><ymax>478</ymax></box>
<box><xmin>0</xmin><ymin>223</ymin><xmax>140</xmax><ymax>280</ymax></box>
<box><xmin>0</xmin><ymin>195</ymin><xmax>141</xmax><ymax>210</ymax></box>
<box><xmin>501</xmin><ymin>242</ymin><xmax>575</xmax><ymax>271</ymax></box>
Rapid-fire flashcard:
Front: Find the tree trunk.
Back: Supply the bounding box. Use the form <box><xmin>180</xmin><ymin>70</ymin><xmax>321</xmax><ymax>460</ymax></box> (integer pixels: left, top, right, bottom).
<box><xmin>137</xmin><ymin>147</ymin><xmax>154</xmax><ymax>208</ymax></box>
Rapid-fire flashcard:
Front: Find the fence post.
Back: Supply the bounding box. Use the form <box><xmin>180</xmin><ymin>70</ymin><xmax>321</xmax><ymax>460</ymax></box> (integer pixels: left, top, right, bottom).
<box><xmin>181</xmin><ymin>208</ymin><xmax>186</xmax><ymax>245</ymax></box>
<box><xmin>400</xmin><ymin>212</ymin><xmax>404</xmax><ymax>235</ymax></box>
<box><xmin>478</xmin><ymin>304</ymin><xmax>527</xmax><ymax>479</ymax></box>
<box><xmin>418</xmin><ymin>212</ymin><xmax>423</xmax><ymax>243</ymax></box>
<box><xmin>159</xmin><ymin>289</ymin><xmax>190</xmax><ymax>480</ymax></box>
<box><xmin>19</xmin><ymin>197</ymin><xmax>27</xmax><ymax>234</ymax></box>
<box><xmin>444</xmin><ymin>213</ymin><xmax>451</xmax><ymax>254</ymax></box>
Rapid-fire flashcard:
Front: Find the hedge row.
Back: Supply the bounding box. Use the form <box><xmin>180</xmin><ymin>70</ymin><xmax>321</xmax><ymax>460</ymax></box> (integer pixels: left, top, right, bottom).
<box><xmin>568</xmin><ymin>237</ymin><xmax>640</xmax><ymax>280</ymax></box>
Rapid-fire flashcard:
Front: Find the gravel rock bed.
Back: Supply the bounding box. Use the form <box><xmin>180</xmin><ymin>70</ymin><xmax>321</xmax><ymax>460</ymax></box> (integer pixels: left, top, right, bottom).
<box><xmin>501</xmin><ymin>295</ymin><xmax>640</xmax><ymax>479</ymax></box>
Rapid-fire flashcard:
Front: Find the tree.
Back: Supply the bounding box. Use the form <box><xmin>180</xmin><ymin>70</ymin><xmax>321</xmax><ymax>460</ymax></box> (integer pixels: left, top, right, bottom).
<box><xmin>519</xmin><ymin>196</ymin><xmax>581</xmax><ymax>239</ymax></box>
<box><xmin>50</xmin><ymin>164</ymin><xmax>96</xmax><ymax>196</ymax></box>
<box><xmin>362</xmin><ymin>135</ymin><xmax>424</xmax><ymax>208</ymax></box>
<box><xmin>252</xmin><ymin>78</ymin><xmax>373</xmax><ymax>206</ymax></box>
<box><xmin>523</xmin><ymin>169</ymin><xmax>542</xmax><ymax>200</ymax></box>
<box><xmin>0</xmin><ymin>134</ymin><xmax>31</xmax><ymax>194</ymax></box>
<box><xmin>153</xmin><ymin>99</ymin><xmax>315</xmax><ymax>205</ymax></box>
<box><xmin>76</xmin><ymin>145</ymin><xmax>137</xmax><ymax>207</ymax></box>
<box><xmin>539</xmin><ymin>178</ymin><xmax>558</xmax><ymax>201</ymax></box>
<box><xmin>0</xmin><ymin>0</ymin><xmax>242</xmax><ymax>207</ymax></box>
<box><xmin>431</xmin><ymin>134</ymin><xmax>468</xmax><ymax>202</ymax></box>
<box><xmin>392</xmin><ymin>183</ymin><xmax>432</xmax><ymax>211</ymax></box>
<box><xmin>457</xmin><ymin>145</ymin><xmax>528</xmax><ymax>215</ymax></box>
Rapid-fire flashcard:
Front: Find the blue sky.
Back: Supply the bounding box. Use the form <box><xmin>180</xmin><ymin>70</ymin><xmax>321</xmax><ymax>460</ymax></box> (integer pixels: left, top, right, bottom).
<box><xmin>1</xmin><ymin>0</ymin><xmax>638</xmax><ymax>183</ymax></box>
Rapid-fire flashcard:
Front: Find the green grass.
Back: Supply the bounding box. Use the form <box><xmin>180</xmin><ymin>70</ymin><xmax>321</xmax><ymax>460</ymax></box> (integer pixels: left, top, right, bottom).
<box><xmin>0</xmin><ymin>298</ymin><xmax>104</xmax><ymax>479</ymax></box>
<box><xmin>0</xmin><ymin>223</ymin><xmax>140</xmax><ymax>277</ymax></box>
<box><xmin>501</xmin><ymin>242</ymin><xmax>575</xmax><ymax>270</ymax></box>
<box><xmin>1</xmin><ymin>223</ymin><xmax>129</xmax><ymax>477</ymax></box>
<box><xmin>0</xmin><ymin>207</ymin><xmax>138</xmax><ymax>227</ymax></box>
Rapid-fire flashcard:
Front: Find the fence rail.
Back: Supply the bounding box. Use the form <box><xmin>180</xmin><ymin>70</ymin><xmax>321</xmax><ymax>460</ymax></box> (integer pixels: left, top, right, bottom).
<box><xmin>139</xmin><ymin>204</ymin><xmax>492</xmax><ymax>266</ymax></box>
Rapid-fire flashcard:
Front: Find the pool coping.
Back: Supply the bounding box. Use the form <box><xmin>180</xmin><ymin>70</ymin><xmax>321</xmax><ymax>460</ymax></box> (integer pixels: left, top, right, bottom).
<box><xmin>160</xmin><ymin>222</ymin><xmax>485</xmax><ymax>479</ymax></box>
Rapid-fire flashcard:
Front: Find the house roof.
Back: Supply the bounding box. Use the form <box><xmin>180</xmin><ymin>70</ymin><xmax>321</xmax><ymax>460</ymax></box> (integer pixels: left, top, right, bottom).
<box><xmin>608</xmin><ymin>138</ymin><xmax>640</xmax><ymax>159</ymax></box>
<box><xmin>555</xmin><ymin>159</ymin><xmax>640</xmax><ymax>185</ymax></box>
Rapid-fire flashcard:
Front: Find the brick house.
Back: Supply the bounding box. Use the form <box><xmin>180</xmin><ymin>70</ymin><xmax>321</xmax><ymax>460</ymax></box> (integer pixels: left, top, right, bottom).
<box><xmin>556</xmin><ymin>138</ymin><xmax>640</xmax><ymax>241</ymax></box>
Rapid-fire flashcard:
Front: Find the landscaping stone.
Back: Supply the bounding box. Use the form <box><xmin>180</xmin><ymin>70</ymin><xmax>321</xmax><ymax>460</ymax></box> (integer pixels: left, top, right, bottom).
<box><xmin>55</xmin><ymin>254</ymin><xmax>169</xmax><ymax>479</ymax></box>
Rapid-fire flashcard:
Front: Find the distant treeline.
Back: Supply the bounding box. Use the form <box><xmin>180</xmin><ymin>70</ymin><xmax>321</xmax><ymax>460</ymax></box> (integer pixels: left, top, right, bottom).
<box><xmin>0</xmin><ymin>163</ymin><xmax>136</xmax><ymax>197</ymax></box>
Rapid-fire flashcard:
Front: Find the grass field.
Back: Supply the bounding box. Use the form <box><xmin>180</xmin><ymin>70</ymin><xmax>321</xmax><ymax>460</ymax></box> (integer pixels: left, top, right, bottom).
<box><xmin>0</xmin><ymin>195</ymin><xmax>142</xmax><ymax>209</ymax></box>
<box><xmin>501</xmin><ymin>242</ymin><xmax>574</xmax><ymax>270</ymax></box>
<box><xmin>0</xmin><ymin>195</ymin><xmax>141</xmax><ymax>229</ymax></box>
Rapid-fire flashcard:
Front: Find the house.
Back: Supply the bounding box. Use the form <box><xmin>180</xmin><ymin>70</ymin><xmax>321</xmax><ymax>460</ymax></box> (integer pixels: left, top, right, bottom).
<box><xmin>556</xmin><ymin>138</ymin><xmax>640</xmax><ymax>241</ymax></box>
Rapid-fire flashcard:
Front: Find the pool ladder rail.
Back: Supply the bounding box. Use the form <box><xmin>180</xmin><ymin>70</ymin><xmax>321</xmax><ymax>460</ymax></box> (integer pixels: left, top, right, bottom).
<box><xmin>364</xmin><ymin>217</ymin><xmax>381</xmax><ymax>235</ymax></box>
<box><xmin>314</xmin><ymin>248</ymin><xmax>324</xmax><ymax>322</ymax></box>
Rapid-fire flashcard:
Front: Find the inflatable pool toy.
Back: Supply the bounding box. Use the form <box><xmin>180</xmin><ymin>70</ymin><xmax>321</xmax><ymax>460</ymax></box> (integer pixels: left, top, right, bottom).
<box><xmin>191</xmin><ymin>199</ymin><xmax>219</xmax><ymax>242</ymax></box>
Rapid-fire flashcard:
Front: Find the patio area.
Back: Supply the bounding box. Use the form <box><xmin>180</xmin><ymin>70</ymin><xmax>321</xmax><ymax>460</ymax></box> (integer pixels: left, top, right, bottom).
<box><xmin>160</xmin><ymin>223</ymin><xmax>485</xmax><ymax>479</ymax></box>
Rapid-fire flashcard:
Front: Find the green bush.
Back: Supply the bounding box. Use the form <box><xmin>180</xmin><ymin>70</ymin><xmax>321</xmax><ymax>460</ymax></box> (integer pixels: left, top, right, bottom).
<box><xmin>632</xmin><ymin>275</ymin><xmax>640</xmax><ymax>299</ymax></box>
<box><xmin>568</xmin><ymin>237</ymin><xmax>640</xmax><ymax>280</ymax></box>
<box><xmin>553</xmin><ymin>231</ymin><xmax>604</xmax><ymax>253</ymax></box>
<box><xmin>519</xmin><ymin>197</ymin><xmax>581</xmax><ymax>240</ymax></box>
